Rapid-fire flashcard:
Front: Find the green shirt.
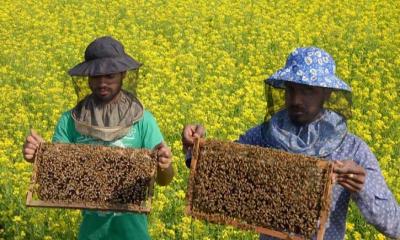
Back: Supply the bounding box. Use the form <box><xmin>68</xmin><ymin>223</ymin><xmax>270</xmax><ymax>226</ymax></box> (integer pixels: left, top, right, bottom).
<box><xmin>52</xmin><ymin>110</ymin><xmax>163</xmax><ymax>240</ymax></box>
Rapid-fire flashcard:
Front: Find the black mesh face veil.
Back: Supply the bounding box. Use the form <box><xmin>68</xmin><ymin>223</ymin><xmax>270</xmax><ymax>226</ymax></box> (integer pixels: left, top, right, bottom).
<box><xmin>264</xmin><ymin>80</ymin><xmax>353</xmax><ymax>122</ymax></box>
<box><xmin>122</xmin><ymin>69</ymin><xmax>140</xmax><ymax>97</ymax></box>
<box><xmin>71</xmin><ymin>69</ymin><xmax>140</xmax><ymax>103</ymax></box>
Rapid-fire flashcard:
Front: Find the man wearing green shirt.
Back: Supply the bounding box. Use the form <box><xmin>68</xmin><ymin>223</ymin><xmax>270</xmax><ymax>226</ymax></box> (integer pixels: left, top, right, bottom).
<box><xmin>23</xmin><ymin>36</ymin><xmax>174</xmax><ymax>240</ymax></box>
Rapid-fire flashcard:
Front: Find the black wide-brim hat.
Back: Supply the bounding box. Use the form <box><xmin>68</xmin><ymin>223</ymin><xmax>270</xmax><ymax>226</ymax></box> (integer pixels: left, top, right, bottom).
<box><xmin>68</xmin><ymin>36</ymin><xmax>142</xmax><ymax>76</ymax></box>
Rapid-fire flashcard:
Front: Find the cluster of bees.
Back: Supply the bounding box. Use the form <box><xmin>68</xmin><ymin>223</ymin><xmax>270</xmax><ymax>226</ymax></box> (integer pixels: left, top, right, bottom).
<box><xmin>34</xmin><ymin>143</ymin><xmax>157</xmax><ymax>205</ymax></box>
<box><xmin>190</xmin><ymin>140</ymin><xmax>331</xmax><ymax>238</ymax></box>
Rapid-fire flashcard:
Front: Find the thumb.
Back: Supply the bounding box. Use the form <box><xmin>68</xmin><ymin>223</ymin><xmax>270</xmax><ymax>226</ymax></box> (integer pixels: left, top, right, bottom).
<box><xmin>335</xmin><ymin>160</ymin><xmax>344</xmax><ymax>166</ymax></box>
<box><xmin>154</xmin><ymin>142</ymin><xmax>167</xmax><ymax>150</ymax></box>
<box><xmin>30</xmin><ymin>129</ymin><xmax>45</xmax><ymax>143</ymax></box>
<box><xmin>194</xmin><ymin>125</ymin><xmax>206</xmax><ymax>138</ymax></box>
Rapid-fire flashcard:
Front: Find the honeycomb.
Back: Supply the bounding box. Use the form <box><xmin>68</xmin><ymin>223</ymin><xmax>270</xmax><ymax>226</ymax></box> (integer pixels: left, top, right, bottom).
<box><xmin>31</xmin><ymin>143</ymin><xmax>156</xmax><ymax>208</ymax></box>
<box><xmin>187</xmin><ymin>140</ymin><xmax>333</xmax><ymax>239</ymax></box>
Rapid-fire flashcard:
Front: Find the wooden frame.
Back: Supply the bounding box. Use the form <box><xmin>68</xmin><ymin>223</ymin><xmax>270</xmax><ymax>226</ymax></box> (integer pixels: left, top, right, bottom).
<box><xmin>186</xmin><ymin>138</ymin><xmax>334</xmax><ymax>240</ymax></box>
<box><xmin>26</xmin><ymin>143</ymin><xmax>156</xmax><ymax>213</ymax></box>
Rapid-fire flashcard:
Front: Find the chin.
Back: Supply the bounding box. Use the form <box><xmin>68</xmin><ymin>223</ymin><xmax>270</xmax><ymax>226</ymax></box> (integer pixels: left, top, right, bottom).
<box><xmin>289</xmin><ymin>116</ymin><xmax>309</xmax><ymax>126</ymax></box>
<box><xmin>94</xmin><ymin>95</ymin><xmax>111</xmax><ymax>103</ymax></box>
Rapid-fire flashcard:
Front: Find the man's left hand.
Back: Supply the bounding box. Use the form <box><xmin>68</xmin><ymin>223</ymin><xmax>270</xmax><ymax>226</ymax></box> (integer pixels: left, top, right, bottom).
<box><xmin>333</xmin><ymin>160</ymin><xmax>366</xmax><ymax>193</ymax></box>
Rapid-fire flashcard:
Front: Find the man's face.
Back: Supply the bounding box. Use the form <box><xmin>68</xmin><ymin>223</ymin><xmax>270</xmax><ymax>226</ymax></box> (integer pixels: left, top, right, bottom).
<box><xmin>285</xmin><ymin>82</ymin><xmax>331</xmax><ymax>125</ymax></box>
<box><xmin>88</xmin><ymin>72</ymin><xmax>125</xmax><ymax>103</ymax></box>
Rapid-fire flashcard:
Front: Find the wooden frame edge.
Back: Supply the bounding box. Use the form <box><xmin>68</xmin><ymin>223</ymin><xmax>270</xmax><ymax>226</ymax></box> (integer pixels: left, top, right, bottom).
<box><xmin>26</xmin><ymin>143</ymin><xmax>155</xmax><ymax>213</ymax></box>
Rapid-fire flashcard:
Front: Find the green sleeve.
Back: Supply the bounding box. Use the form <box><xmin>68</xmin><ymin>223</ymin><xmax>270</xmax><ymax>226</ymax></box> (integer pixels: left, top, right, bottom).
<box><xmin>52</xmin><ymin>111</ymin><xmax>74</xmax><ymax>143</ymax></box>
<box><xmin>139</xmin><ymin>111</ymin><xmax>164</xmax><ymax>149</ymax></box>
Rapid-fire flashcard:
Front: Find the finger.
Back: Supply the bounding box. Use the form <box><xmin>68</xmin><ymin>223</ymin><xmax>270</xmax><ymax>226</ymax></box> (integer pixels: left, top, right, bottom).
<box><xmin>337</xmin><ymin>174</ymin><xmax>365</xmax><ymax>185</ymax></box>
<box><xmin>26</xmin><ymin>135</ymin><xmax>39</xmax><ymax>146</ymax></box>
<box><xmin>182</xmin><ymin>125</ymin><xmax>205</xmax><ymax>145</ymax></box>
<box><xmin>333</xmin><ymin>161</ymin><xmax>347</xmax><ymax>173</ymax></box>
<box><xmin>332</xmin><ymin>173</ymin><xmax>338</xmax><ymax>183</ymax></box>
<box><xmin>351</xmin><ymin>167</ymin><xmax>366</xmax><ymax>175</ymax></box>
<box><xmin>158</xmin><ymin>157</ymin><xmax>171</xmax><ymax>165</ymax></box>
<box><xmin>333</xmin><ymin>160</ymin><xmax>351</xmax><ymax>173</ymax></box>
<box><xmin>333</xmin><ymin>160</ymin><xmax>344</xmax><ymax>170</ymax></box>
<box><xmin>340</xmin><ymin>162</ymin><xmax>366</xmax><ymax>175</ymax></box>
<box><xmin>337</xmin><ymin>181</ymin><xmax>358</xmax><ymax>192</ymax></box>
<box><xmin>335</xmin><ymin>160</ymin><xmax>344</xmax><ymax>166</ymax></box>
<box><xmin>158</xmin><ymin>162</ymin><xmax>171</xmax><ymax>169</ymax></box>
<box><xmin>194</xmin><ymin>125</ymin><xmax>206</xmax><ymax>138</ymax></box>
<box><xmin>158</xmin><ymin>158</ymin><xmax>172</xmax><ymax>168</ymax></box>
<box><xmin>157</xmin><ymin>148</ymin><xmax>172</xmax><ymax>158</ymax></box>
<box><xmin>23</xmin><ymin>148</ymin><xmax>36</xmax><ymax>156</ymax></box>
<box><xmin>153</xmin><ymin>142</ymin><xmax>167</xmax><ymax>151</ymax></box>
<box><xmin>337</xmin><ymin>173</ymin><xmax>365</xmax><ymax>183</ymax></box>
<box><xmin>24</xmin><ymin>154</ymin><xmax>35</xmax><ymax>161</ymax></box>
<box><xmin>333</xmin><ymin>161</ymin><xmax>363</xmax><ymax>174</ymax></box>
<box><xmin>337</xmin><ymin>178</ymin><xmax>363</xmax><ymax>192</ymax></box>
<box><xmin>182</xmin><ymin>125</ymin><xmax>197</xmax><ymax>145</ymax></box>
<box><xmin>30</xmin><ymin>129</ymin><xmax>44</xmax><ymax>143</ymax></box>
<box><xmin>24</xmin><ymin>142</ymin><xmax>39</xmax><ymax>151</ymax></box>
<box><xmin>335</xmin><ymin>166</ymin><xmax>366</xmax><ymax>175</ymax></box>
<box><xmin>154</xmin><ymin>143</ymin><xmax>171</xmax><ymax>155</ymax></box>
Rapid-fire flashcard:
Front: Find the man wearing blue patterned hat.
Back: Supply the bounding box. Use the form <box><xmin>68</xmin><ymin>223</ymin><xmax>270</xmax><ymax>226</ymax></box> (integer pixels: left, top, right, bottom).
<box><xmin>182</xmin><ymin>47</ymin><xmax>399</xmax><ymax>239</ymax></box>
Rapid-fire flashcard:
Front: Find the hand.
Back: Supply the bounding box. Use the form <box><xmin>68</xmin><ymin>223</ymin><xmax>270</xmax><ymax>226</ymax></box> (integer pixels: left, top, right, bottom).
<box><xmin>153</xmin><ymin>142</ymin><xmax>174</xmax><ymax>186</ymax></box>
<box><xmin>333</xmin><ymin>160</ymin><xmax>366</xmax><ymax>193</ymax></box>
<box><xmin>181</xmin><ymin>124</ymin><xmax>206</xmax><ymax>154</ymax></box>
<box><xmin>154</xmin><ymin>142</ymin><xmax>172</xmax><ymax>170</ymax></box>
<box><xmin>22</xmin><ymin>129</ymin><xmax>44</xmax><ymax>162</ymax></box>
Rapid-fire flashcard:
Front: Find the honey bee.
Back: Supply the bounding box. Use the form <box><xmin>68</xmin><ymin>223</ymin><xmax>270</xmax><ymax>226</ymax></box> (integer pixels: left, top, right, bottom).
<box><xmin>187</xmin><ymin>139</ymin><xmax>333</xmax><ymax>239</ymax></box>
<box><xmin>33</xmin><ymin>143</ymin><xmax>157</xmax><ymax>211</ymax></box>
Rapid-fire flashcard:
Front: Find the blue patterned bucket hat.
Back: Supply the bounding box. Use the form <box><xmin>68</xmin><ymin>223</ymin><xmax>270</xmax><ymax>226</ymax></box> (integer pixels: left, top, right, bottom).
<box><xmin>266</xmin><ymin>47</ymin><xmax>351</xmax><ymax>92</ymax></box>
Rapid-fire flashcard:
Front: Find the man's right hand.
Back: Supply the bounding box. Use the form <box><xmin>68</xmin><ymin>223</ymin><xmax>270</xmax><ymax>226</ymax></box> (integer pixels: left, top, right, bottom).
<box><xmin>181</xmin><ymin>124</ymin><xmax>206</xmax><ymax>154</ymax></box>
<box><xmin>22</xmin><ymin>129</ymin><xmax>44</xmax><ymax>162</ymax></box>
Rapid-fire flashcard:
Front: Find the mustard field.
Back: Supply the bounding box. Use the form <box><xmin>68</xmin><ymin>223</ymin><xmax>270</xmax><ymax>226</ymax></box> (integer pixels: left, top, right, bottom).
<box><xmin>0</xmin><ymin>0</ymin><xmax>399</xmax><ymax>239</ymax></box>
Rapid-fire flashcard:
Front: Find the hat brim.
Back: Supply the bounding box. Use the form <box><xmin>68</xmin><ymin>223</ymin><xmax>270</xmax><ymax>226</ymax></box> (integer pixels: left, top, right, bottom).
<box><xmin>68</xmin><ymin>55</ymin><xmax>142</xmax><ymax>76</ymax></box>
<box><xmin>266</xmin><ymin>68</ymin><xmax>352</xmax><ymax>92</ymax></box>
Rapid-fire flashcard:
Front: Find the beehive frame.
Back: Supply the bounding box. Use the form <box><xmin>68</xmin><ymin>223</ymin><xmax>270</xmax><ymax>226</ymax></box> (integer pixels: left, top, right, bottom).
<box><xmin>186</xmin><ymin>138</ymin><xmax>334</xmax><ymax>240</ymax></box>
<box><xmin>26</xmin><ymin>143</ymin><xmax>157</xmax><ymax>213</ymax></box>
